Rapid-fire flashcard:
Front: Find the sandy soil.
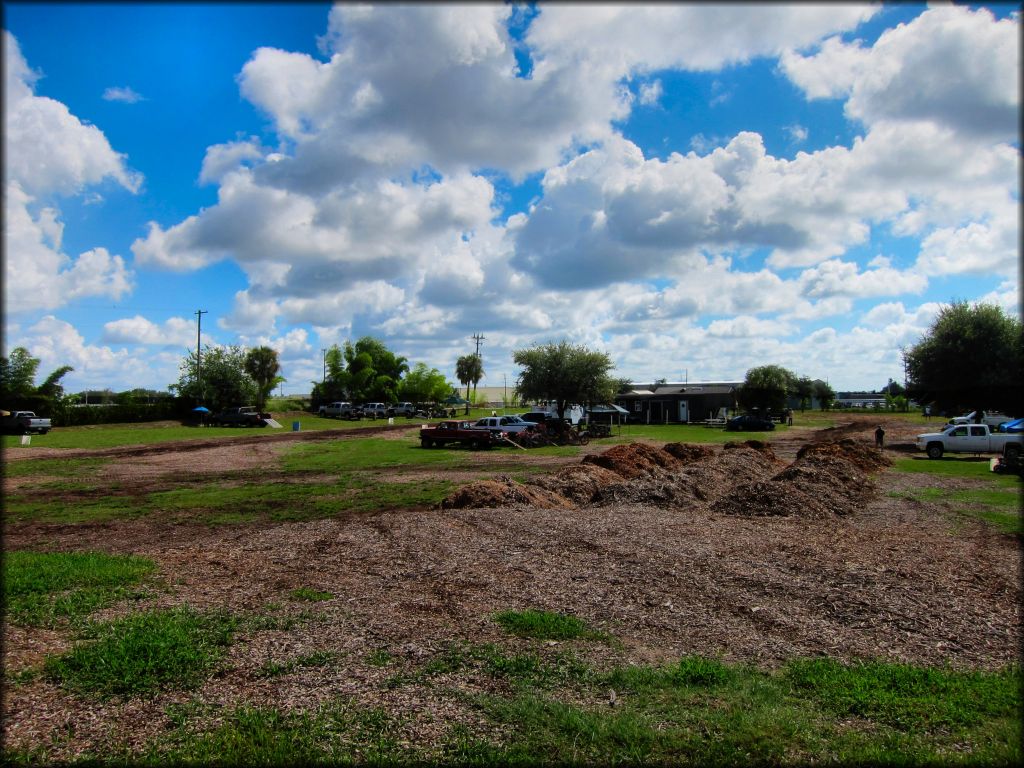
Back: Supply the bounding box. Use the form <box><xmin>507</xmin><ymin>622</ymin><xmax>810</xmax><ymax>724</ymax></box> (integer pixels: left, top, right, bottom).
<box><xmin>2</xmin><ymin>414</ymin><xmax>1019</xmax><ymax>760</ymax></box>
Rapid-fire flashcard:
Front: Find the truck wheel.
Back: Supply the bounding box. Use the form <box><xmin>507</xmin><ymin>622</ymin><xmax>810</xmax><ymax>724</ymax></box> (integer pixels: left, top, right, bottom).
<box><xmin>1004</xmin><ymin>444</ymin><xmax>1021</xmax><ymax>460</ymax></box>
<box><xmin>926</xmin><ymin>443</ymin><xmax>944</xmax><ymax>459</ymax></box>
<box><xmin>421</xmin><ymin>438</ymin><xmax>432</xmax><ymax>448</ymax></box>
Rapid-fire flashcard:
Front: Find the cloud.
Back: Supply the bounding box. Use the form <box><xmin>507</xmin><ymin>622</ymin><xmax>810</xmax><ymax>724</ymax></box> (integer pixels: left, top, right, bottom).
<box><xmin>4</xmin><ymin>181</ymin><xmax>134</xmax><ymax>313</ymax></box>
<box><xmin>102</xmin><ymin>85</ymin><xmax>144</xmax><ymax>103</ymax></box>
<box><xmin>637</xmin><ymin>79</ymin><xmax>662</xmax><ymax>106</ymax></box>
<box><xmin>798</xmin><ymin>258</ymin><xmax>927</xmax><ymax>300</ymax></box>
<box><xmin>13</xmin><ymin>316</ymin><xmax>171</xmax><ymax>393</ymax></box>
<box><xmin>781</xmin><ymin>5</ymin><xmax>1019</xmax><ymax>141</ymax></box>
<box><xmin>527</xmin><ymin>4</ymin><xmax>878</xmax><ymax>74</ymax></box>
<box><xmin>101</xmin><ymin>315</ymin><xmax>197</xmax><ymax>347</ymax></box>
<box><xmin>3</xmin><ymin>31</ymin><xmax>140</xmax><ymax>316</ymax></box>
<box><xmin>4</xmin><ymin>32</ymin><xmax>141</xmax><ymax>196</ymax></box>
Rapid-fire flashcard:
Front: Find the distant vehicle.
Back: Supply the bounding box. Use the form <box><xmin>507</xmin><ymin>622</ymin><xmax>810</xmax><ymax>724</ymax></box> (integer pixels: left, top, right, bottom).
<box><xmin>388</xmin><ymin>402</ymin><xmax>417</xmax><ymax>418</ymax></box>
<box><xmin>361</xmin><ymin>403</ymin><xmax>389</xmax><ymax>419</ymax></box>
<box><xmin>947</xmin><ymin>411</ymin><xmax>1011</xmax><ymax>428</ymax></box>
<box><xmin>996</xmin><ymin>418</ymin><xmax>1024</xmax><ymax>433</ymax></box>
<box><xmin>1</xmin><ymin>410</ymin><xmax>51</xmax><ymax>434</ymax></box>
<box><xmin>724</xmin><ymin>415</ymin><xmax>775</xmax><ymax>432</ymax></box>
<box><xmin>318</xmin><ymin>401</ymin><xmax>363</xmax><ymax>419</ymax></box>
<box><xmin>419</xmin><ymin>420</ymin><xmax>501</xmax><ymax>449</ymax></box>
<box><xmin>210</xmin><ymin>406</ymin><xmax>268</xmax><ymax>427</ymax></box>
<box><xmin>473</xmin><ymin>415</ymin><xmax>538</xmax><ymax>434</ymax></box>
<box><xmin>916</xmin><ymin>423</ymin><xmax>1023</xmax><ymax>459</ymax></box>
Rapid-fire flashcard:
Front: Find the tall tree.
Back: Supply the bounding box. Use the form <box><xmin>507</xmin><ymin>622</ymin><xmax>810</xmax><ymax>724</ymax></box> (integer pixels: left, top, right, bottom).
<box><xmin>244</xmin><ymin>346</ymin><xmax>284</xmax><ymax>411</ymax></box>
<box><xmin>339</xmin><ymin>337</ymin><xmax>409</xmax><ymax>403</ymax></box>
<box><xmin>398</xmin><ymin>363</ymin><xmax>452</xmax><ymax>405</ymax></box>
<box><xmin>793</xmin><ymin>375</ymin><xmax>814</xmax><ymax>412</ymax></box>
<box><xmin>1</xmin><ymin>347</ymin><xmax>73</xmax><ymax>408</ymax></box>
<box><xmin>812</xmin><ymin>379</ymin><xmax>836</xmax><ymax>411</ymax></box>
<box><xmin>904</xmin><ymin>301</ymin><xmax>1022</xmax><ymax>416</ymax></box>
<box><xmin>737</xmin><ymin>365</ymin><xmax>796</xmax><ymax>414</ymax></box>
<box><xmin>172</xmin><ymin>345</ymin><xmax>257</xmax><ymax>412</ymax></box>
<box><xmin>455</xmin><ymin>354</ymin><xmax>479</xmax><ymax>414</ymax></box>
<box><xmin>0</xmin><ymin>347</ymin><xmax>41</xmax><ymax>401</ymax></box>
<box><xmin>512</xmin><ymin>341</ymin><xmax>616</xmax><ymax>424</ymax></box>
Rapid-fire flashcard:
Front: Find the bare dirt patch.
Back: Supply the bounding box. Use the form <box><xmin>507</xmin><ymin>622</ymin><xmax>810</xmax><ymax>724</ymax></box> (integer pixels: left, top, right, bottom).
<box><xmin>3</xmin><ymin>420</ymin><xmax>1020</xmax><ymax>761</ymax></box>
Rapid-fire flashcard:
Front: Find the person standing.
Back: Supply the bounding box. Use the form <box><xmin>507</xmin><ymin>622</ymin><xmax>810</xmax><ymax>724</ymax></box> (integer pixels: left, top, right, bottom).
<box><xmin>874</xmin><ymin>425</ymin><xmax>885</xmax><ymax>448</ymax></box>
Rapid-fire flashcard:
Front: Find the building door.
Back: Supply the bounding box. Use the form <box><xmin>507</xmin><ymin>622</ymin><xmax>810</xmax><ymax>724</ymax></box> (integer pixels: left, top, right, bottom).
<box><xmin>678</xmin><ymin>400</ymin><xmax>688</xmax><ymax>423</ymax></box>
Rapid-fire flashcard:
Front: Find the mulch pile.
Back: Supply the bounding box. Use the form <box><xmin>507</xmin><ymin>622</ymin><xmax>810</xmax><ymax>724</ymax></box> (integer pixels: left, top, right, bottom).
<box><xmin>441</xmin><ymin>438</ymin><xmax>891</xmax><ymax>519</ymax></box>
<box><xmin>439</xmin><ymin>475</ymin><xmax>571</xmax><ymax>510</ymax></box>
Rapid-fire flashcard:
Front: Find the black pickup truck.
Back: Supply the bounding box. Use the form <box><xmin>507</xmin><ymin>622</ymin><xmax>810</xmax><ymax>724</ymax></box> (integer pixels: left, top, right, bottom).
<box><xmin>210</xmin><ymin>406</ymin><xmax>269</xmax><ymax>427</ymax></box>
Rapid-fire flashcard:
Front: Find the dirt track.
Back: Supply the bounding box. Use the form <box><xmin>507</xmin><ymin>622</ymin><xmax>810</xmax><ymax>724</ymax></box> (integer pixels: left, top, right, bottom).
<box><xmin>3</xmin><ymin>415</ymin><xmax>1020</xmax><ymax>759</ymax></box>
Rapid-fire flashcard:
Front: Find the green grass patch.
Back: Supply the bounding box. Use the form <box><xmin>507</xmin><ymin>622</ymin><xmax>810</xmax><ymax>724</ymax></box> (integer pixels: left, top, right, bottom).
<box><xmin>494</xmin><ymin>608</ymin><xmax>602</xmax><ymax>641</ymax></box>
<box><xmin>1</xmin><ymin>456</ymin><xmax>109</xmax><ymax>479</ymax></box>
<box><xmin>366</xmin><ymin>649</ymin><xmax>394</xmax><ymax>667</ymax></box>
<box><xmin>889</xmin><ymin>467</ymin><xmax>1022</xmax><ymax>534</ymax></box>
<box><xmin>785</xmin><ymin>657</ymin><xmax>1022</xmax><ymax>731</ymax></box>
<box><xmin>418</xmin><ymin>642</ymin><xmax>595</xmax><ymax>691</ymax></box>
<box><xmin>893</xmin><ymin>455</ymin><xmax>1022</xmax><ymax>484</ymax></box>
<box><xmin>454</xmin><ymin>656</ymin><xmax>1021</xmax><ymax>766</ymax></box>
<box><xmin>2</xmin><ymin>494</ymin><xmax>146</xmax><ymax>525</ymax></box>
<box><xmin>283</xmin><ymin>436</ymin><xmax>462</xmax><ymax>472</ymax></box>
<box><xmin>153</xmin><ymin>700</ymin><xmax>405</xmax><ymax>765</ymax></box>
<box><xmin>4</xmin><ymin>550</ymin><xmax>157</xmax><ymax>627</ymax></box>
<box><xmin>257</xmin><ymin>650</ymin><xmax>338</xmax><ymax>679</ymax></box>
<box><xmin>44</xmin><ymin>606</ymin><xmax>236</xmax><ymax>698</ymax></box>
<box><xmin>289</xmin><ymin>587</ymin><xmax>334</xmax><ymax>602</ymax></box>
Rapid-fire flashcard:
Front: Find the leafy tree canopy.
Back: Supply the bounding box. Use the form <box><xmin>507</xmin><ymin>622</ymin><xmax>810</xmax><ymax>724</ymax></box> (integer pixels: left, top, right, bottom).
<box><xmin>812</xmin><ymin>379</ymin><xmax>836</xmax><ymax>411</ymax></box>
<box><xmin>1</xmin><ymin>347</ymin><xmax>74</xmax><ymax>408</ymax></box>
<box><xmin>244</xmin><ymin>346</ymin><xmax>284</xmax><ymax>411</ymax></box>
<box><xmin>172</xmin><ymin>345</ymin><xmax>257</xmax><ymax>412</ymax></box>
<box><xmin>904</xmin><ymin>301</ymin><xmax>1022</xmax><ymax>415</ymax></box>
<box><xmin>512</xmin><ymin>341</ymin><xmax>617</xmax><ymax>423</ymax></box>
<box><xmin>737</xmin><ymin>365</ymin><xmax>796</xmax><ymax>414</ymax></box>
<box><xmin>313</xmin><ymin>337</ymin><xmax>409</xmax><ymax>405</ymax></box>
<box><xmin>398</xmin><ymin>363</ymin><xmax>452</xmax><ymax>404</ymax></box>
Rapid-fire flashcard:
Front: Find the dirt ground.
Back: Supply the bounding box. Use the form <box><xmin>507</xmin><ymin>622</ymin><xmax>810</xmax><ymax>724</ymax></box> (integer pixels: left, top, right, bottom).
<box><xmin>3</xmin><ymin>414</ymin><xmax>1020</xmax><ymax>759</ymax></box>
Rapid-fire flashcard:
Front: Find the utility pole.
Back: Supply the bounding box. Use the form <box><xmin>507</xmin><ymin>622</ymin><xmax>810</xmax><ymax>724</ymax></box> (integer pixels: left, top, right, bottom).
<box><xmin>195</xmin><ymin>309</ymin><xmax>207</xmax><ymax>401</ymax></box>
<box><xmin>321</xmin><ymin>348</ymin><xmax>327</xmax><ymax>383</ymax></box>
<box><xmin>470</xmin><ymin>333</ymin><xmax>485</xmax><ymax>414</ymax></box>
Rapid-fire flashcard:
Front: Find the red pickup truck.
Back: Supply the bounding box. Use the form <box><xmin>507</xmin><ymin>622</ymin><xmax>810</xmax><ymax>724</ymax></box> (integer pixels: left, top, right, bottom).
<box><xmin>419</xmin><ymin>420</ymin><xmax>501</xmax><ymax>449</ymax></box>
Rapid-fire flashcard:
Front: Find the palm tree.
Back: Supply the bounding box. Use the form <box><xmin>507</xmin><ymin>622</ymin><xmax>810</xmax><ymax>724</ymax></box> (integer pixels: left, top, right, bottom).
<box><xmin>455</xmin><ymin>354</ymin><xmax>480</xmax><ymax>414</ymax></box>
<box><xmin>244</xmin><ymin>346</ymin><xmax>284</xmax><ymax>411</ymax></box>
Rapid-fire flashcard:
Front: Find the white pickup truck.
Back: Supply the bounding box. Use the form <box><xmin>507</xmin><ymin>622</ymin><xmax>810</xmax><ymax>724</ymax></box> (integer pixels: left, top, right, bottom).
<box><xmin>946</xmin><ymin>411</ymin><xmax>1011</xmax><ymax>428</ymax></box>
<box><xmin>916</xmin><ymin>423</ymin><xmax>1023</xmax><ymax>459</ymax></box>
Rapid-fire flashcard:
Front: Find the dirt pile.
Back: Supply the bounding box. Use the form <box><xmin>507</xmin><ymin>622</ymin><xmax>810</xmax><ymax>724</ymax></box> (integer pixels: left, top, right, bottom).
<box><xmin>531</xmin><ymin>464</ymin><xmax>624</xmax><ymax>505</ymax></box>
<box><xmin>796</xmin><ymin>438</ymin><xmax>892</xmax><ymax>472</ymax></box>
<box><xmin>581</xmin><ymin>442</ymin><xmax>683</xmax><ymax>479</ymax></box>
<box><xmin>661</xmin><ymin>442</ymin><xmax>717</xmax><ymax>464</ymax></box>
<box><xmin>440</xmin><ymin>438</ymin><xmax>887</xmax><ymax>517</ymax></box>
<box><xmin>440</xmin><ymin>476</ymin><xmax>572</xmax><ymax>510</ymax></box>
<box><xmin>715</xmin><ymin>439</ymin><xmax>885</xmax><ymax>519</ymax></box>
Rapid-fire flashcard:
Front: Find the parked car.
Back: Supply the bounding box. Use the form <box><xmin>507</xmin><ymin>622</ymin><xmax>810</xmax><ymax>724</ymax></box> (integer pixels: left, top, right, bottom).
<box><xmin>361</xmin><ymin>402</ymin><xmax>389</xmax><ymax>419</ymax></box>
<box><xmin>419</xmin><ymin>420</ymin><xmax>501</xmax><ymax>449</ymax></box>
<box><xmin>318</xmin><ymin>401</ymin><xmax>355</xmax><ymax>418</ymax></box>
<box><xmin>996</xmin><ymin>418</ymin><xmax>1024</xmax><ymax>433</ymax></box>
<box><xmin>473</xmin><ymin>415</ymin><xmax>538</xmax><ymax>434</ymax></box>
<box><xmin>210</xmin><ymin>406</ymin><xmax>268</xmax><ymax>427</ymax></box>
<box><xmin>947</xmin><ymin>411</ymin><xmax>1011</xmax><ymax>428</ymax></box>
<box><xmin>388</xmin><ymin>402</ymin><xmax>417</xmax><ymax>417</ymax></box>
<box><xmin>916</xmin><ymin>423</ymin><xmax>1023</xmax><ymax>459</ymax></box>
<box><xmin>1</xmin><ymin>410</ymin><xmax>51</xmax><ymax>434</ymax></box>
<box><xmin>724</xmin><ymin>415</ymin><xmax>775</xmax><ymax>432</ymax></box>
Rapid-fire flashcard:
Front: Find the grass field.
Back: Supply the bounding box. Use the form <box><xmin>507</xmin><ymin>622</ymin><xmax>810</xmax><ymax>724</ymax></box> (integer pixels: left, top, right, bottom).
<box><xmin>3</xmin><ymin>414</ymin><xmax>1019</xmax><ymax>765</ymax></box>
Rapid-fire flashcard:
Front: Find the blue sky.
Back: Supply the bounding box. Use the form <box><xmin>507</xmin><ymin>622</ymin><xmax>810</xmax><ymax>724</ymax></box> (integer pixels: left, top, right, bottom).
<box><xmin>4</xmin><ymin>3</ymin><xmax>1019</xmax><ymax>395</ymax></box>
